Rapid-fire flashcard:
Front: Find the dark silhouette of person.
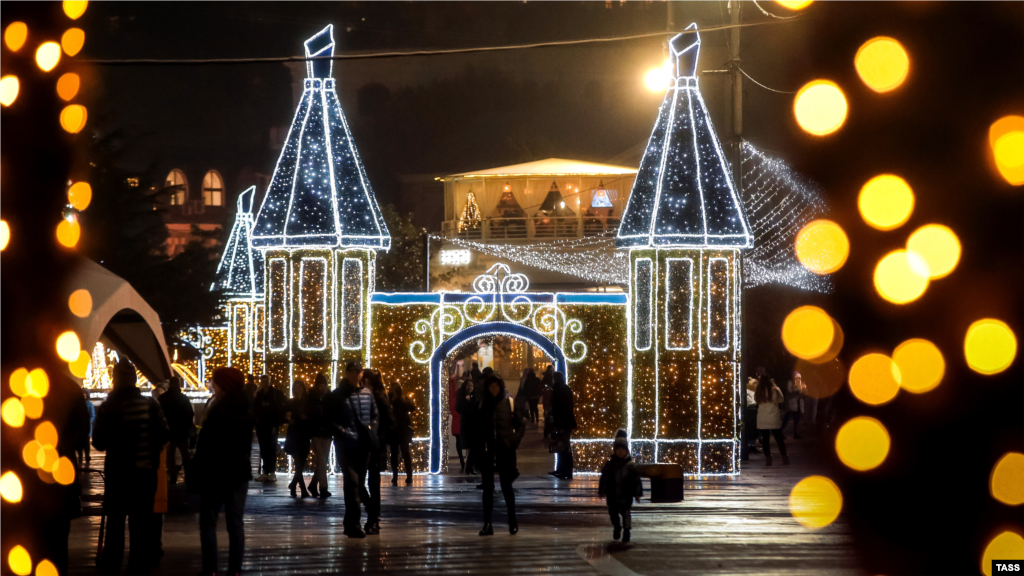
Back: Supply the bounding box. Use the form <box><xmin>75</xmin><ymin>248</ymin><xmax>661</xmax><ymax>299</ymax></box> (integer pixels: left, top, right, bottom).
<box><xmin>253</xmin><ymin>375</ymin><xmax>287</xmax><ymax>481</ymax></box>
<box><xmin>326</xmin><ymin>361</ymin><xmax>379</xmax><ymax>538</ymax></box>
<box><xmin>157</xmin><ymin>375</ymin><xmax>195</xmax><ymax>484</ymax></box>
<box><xmin>549</xmin><ymin>371</ymin><xmax>578</xmax><ymax>480</ymax></box>
<box><xmin>474</xmin><ymin>375</ymin><xmax>526</xmax><ymax>536</ymax></box>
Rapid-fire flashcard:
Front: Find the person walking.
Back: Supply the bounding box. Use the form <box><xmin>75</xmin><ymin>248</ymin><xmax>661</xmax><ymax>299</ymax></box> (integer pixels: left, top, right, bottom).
<box><xmin>448</xmin><ymin>371</ymin><xmax>465</xmax><ymax>472</ymax></box>
<box><xmin>470</xmin><ymin>362</ymin><xmax>483</xmax><ymax>386</ymax></box>
<box><xmin>284</xmin><ymin>380</ymin><xmax>311</xmax><ymax>497</ymax></box>
<box><xmin>254</xmin><ymin>375</ymin><xmax>287</xmax><ymax>481</ymax></box>
<box><xmin>742</xmin><ymin>377</ymin><xmax>761</xmax><ymax>460</ymax></box>
<box><xmin>599</xmin><ymin>430</ymin><xmax>642</xmax><ymax>542</ymax></box>
<box><xmin>77</xmin><ymin>387</ymin><xmax>95</xmax><ymax>468</ymax></box>
<box><xmin>363</xmin><ymin>369</ymin><xmax>394</xmax><ymax>533</ymax></box>
<box><xmin>474</xmin><ymin>375</ymin><xmax>526</xmax><ymax>536</ymax></box>
<box><xmin>781</xmin><ymin>371</ymin><xmax>807</xmax><ymax>439</ymax></box>
<box><xmin>306</xmin><ymin>373</ymin><xmax>332</xmax><ymax>499</ymax></box>
<box><xmin>456</xmin><ymin>374</ymin><xmax>477</xmax><ymax>475</ymax></box>
<box><xmin>755</xmin><ymin>376</ymin><xmax>790</xmax><ymax>466</ymax></box>
<box><xmin>91</xmin><ymin>359</ymin><xmax>169</xmax><ymax>575</ymax></box>
<box><xmin>389</xmin><ymin>383</ymin><xmax>416</xmax><ymax>485</ymax></box>
<box><xmin>327</xmin><ymin>361</ymin><xmax>379</xmax><ymax>538</ymax></box>
<box><xmin>549</xmin><ymin>371</ymin><xmax>577</xmax><ymax>480</ymax></box>
<box><xmin>158</xmin><ymin>376</ymin><xmax>195</xmax><ymax>484</ymax></box>
<box><xmin>521</xmin><ymin>367</ymin><xmax>543</xmax><ymax>424</ymax></box>
<box><xmin>192</xmin><ymin>367</ymin><xmax>255</xmax><ymax>576</ymax></box>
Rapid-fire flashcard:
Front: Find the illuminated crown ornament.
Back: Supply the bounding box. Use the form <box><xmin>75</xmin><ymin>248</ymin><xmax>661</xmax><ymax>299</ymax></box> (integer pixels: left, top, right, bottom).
<box><xmin>212</xmin><ymin>186</ymin><xmax>264</xmax><ymax>296</ymax></box>
<box><xmin>616</xmin><ymin>23</ymin><xmax>752</xmax><ymax>249</ymax></box>
<box><xmin>252</xmin><ymin>24</ymin><xmax>391</xmax><ymax>250</ymax></box>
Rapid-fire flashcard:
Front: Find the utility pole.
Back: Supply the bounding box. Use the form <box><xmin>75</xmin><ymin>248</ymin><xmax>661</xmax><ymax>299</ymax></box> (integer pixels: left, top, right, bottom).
<box><xmin>728</xmin><ymin>0</ymin><xmax>743</xmax><ymax>193</ymax></box>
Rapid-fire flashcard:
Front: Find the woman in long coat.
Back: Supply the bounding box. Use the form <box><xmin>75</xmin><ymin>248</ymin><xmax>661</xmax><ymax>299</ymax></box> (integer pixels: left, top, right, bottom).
<box><xmin>473</xmin><ymin>375</ymin><xmax>526</xmax><ymax>536</ymax></box>
<box><xmin>755</xmin><ymin>377</ymin><xmax>789</xmax><ymax>466</ymax></box>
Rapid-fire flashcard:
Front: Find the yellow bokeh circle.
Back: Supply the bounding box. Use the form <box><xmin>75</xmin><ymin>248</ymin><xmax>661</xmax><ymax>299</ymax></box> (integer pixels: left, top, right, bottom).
<box><xmin>63</xmin><ymin>0</ymin><xmax>89</xmax><ymax>20</ymax></box>
<box><xmin>7</xmin><ymin>545</ymin><xmax>31</xmax><ymax>576</ymax></box>
<box><xmin>965</xmin><ymin>318</ymin><xmax>1017</xmax><ymax>375</ymax></box>
<box><xmin>848</xmin><ymin>353</ymin><xmax>901</xmax><ymax>405</ymax></box>
<box><xmin>5</xmin><ymin>22</ymin><xmax>29</xmax><ymax>52</ymax></box>
<box><xmin>795</xmin><ymin>219</ymin><xmax>849</xmax><ymax>274</ymax></box>
<box><xmin>68</xmin><ymin>181</ymin><xmax>92</xmax><ymax>210</ymax></box>
<box><xmin>835</xmin><ymin>416</ymin><xmax>890</xmax><ymax>471</ymax></box>
<box><xmin>22</xmin><ymin>440</ymin><xmax>43</xmax><ymax>469</ymax></box>
<box><xmin>35</xmin><ymin>41</ymin><xmax>62</xmax><ymax>72</ymax></box>
<box><xmin>0</xmin><ymin>471</ymin><xmax>23</xmax><ymax>503</ymax></box>
<box><xmin>1</xmin><ymin>398</ymin><xmax>26</xmax><ymax>428</ymax></box>
<box><xmin>57</xmin><ymin>72</ymin><xmax>80</xmax><ymax>101</ymax></box>
<box><xmin>61</xmin><ymin>27</ymin><xmax>84</xmax><ymax>56</ymax></box>
<box><xmin>0</xmin><ymin>220</ymin><xmax>9</xmax><ymax>250</ymax></box>
<box><xmin>793</xmin><ymin>80</ymin><xmax>848</xmax><ymax>136</ymax></box>
<box><xmin>9</xmin><ymin>368</ymin><xmax>29</xmax><ymax>397</ymax></box>
<box><xmin>22</xmin><ymin>395</ymin><xmax>43</xmax><ymax>420</ymax></box>
<box><xmin>0</xmin><ymin>75</ymin><xmax>19</xmax><ymax>107</ymax></box>
<box><xmin>35</xmin><ymin>421</ymin><xmax>59</xmax><ymax>447</ymax></box>
<box><xmin>990</xmin><ymin>452</ymin><xmax>1024</xmax><ymax>506</ymax></box>
<box><xmin>53</xmin><ymin>456</ymin><xmax>76</xmax><ymax>485</ymax></box>
<box><xmin>56</xmin><ymin>219</ymin><xmax>81</xmax><ymax>248</ymax></box>
<box><xmin>69</xmin><ymin>350</ymin><xmax>91</xmax><ymax>378</ymax></box>
<box><xmin>858</xmin><ymin>174</ymin><xmax>915</xmax><ymax>230</ymax></box>
<box><xmin>874</xmin><ymin>250</ymin><xmax>930</xmax><ymax>304</ymax></box>
<box><xmin>892</xmin><ymin>338</ymin><xmax>944</xmax><ymax>393</ymax></box>
<box><xmin>60</xmin><ymin>104</ymin><xmax>88</xmax><ymax>133</ymax></box>
<box><xmin>68</xmin><ymin>289</ymin><xmax>93</xmax><ymax>317</ymax></box>
<box><xmin>776</xmin><ymin>0</ymin><xmax>813</xmax><ymax>10</ymax></box>
<box><xmin>906</xmin><ymin>224</ymin><xmax>960</xmax><ymax>279</ymax></box>
<box><xmin>36</xmin><ymin>560</ymin><xmax>59</xmax><ymax>576</ymax></box>
<box><xmin>56</xmin><ymin>331</ymin><xmax>81</xmax><ymax>362</ymax></box>
<box><xmin>854</xmin><ymin>36</ymin><xmax>909</xmax><ymax>93</ymax></box>
<box><xmin>26</xmin><ymin>368</ymin><xmax>49</xmax><ymax>398</ymax></box>
<box><xmin>990</xmin><ymin>115</ymin><xmax>1024</xmax><ymax>186</ymax></box>
<box><xmin>789</xmin><ymin>475</ymin><xmax>842</xmax><ymax>528</ymax></box>
<box><xmin>981</xmin><ymin>531</ymin><xmax>1024</xmax><ymax>576</ymax></box>
<box><xmin>782</xmin><ymin>306</ymin><xmax>835</xmax><ymax>360</ymax></box>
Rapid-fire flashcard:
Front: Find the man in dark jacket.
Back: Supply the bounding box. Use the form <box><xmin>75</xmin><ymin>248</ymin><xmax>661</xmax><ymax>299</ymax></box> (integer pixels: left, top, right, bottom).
<box><xmin>194</xmin><ymin>367</ymin><xmax>254</xmax><ymax>576</ymax></box>
<box><xmin>158</xmin><ymin>376</ymin><xmax>195</xmax><ymax>484</ymax></box>
<box><xmin>475</xmin><ymin>375</ymin><xmax>526</xmax><ymax>536</ymax></box>
<box><xmin>521</xmin><ymin>368</ymin><xmax>543</xmax><ymax>424</ymax></box>
<box><xmin>599</xmin><ymin>430</ymin><xmax>642</xmax><ymax>542</ymax></box>
<box><xmin>326</xmin><ymin>361</ymin><xmax>379</xmax><ymax>538</ymax></box>
<box><xmin>253</xmin><ymin>375</ymin><xmax>287</xmax><ymax>482</ymax></box>
<box><xmin>92</xmin><ymin>359</ymin><xmax>170</xmax><ymax>574</ymax></box>
<box><xmin>549</xmin><ymin>371</ymin><xmax>578</xmax><ymax>480</ymax></box>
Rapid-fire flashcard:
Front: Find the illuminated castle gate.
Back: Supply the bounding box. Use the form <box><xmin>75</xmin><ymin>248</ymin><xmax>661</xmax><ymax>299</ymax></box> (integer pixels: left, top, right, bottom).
<box><xmin>201</xmin><ymin>24</ymin><xmax>749</xmax><ymax>476</ymax></box>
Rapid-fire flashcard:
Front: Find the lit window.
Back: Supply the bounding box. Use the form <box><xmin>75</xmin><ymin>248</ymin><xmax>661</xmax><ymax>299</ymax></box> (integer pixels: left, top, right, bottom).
<box><xmin>165</xmin><ymin>169</ymin><xmax>187</xmax><ymax>205</ymax></box>
<box><xmin>202</xmin><ymin>170</ymin><xmax>224</xmax><ymax>206</ymax></box>
<box><xmin>126</xmin><ymin>177</ymin><xmax>139</xmax><ymax>188</ymax></box>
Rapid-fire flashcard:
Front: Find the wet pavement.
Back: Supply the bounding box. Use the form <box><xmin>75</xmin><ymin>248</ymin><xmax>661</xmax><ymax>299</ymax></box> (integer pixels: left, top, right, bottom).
<box><xmin>68</xmin><ymin>424</ymin><xmax>862</xmax><ymax>575</ymax></box>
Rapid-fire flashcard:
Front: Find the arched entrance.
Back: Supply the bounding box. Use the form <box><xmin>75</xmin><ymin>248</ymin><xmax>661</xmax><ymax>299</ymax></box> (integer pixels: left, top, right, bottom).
<box><xmin>427</xmin><ymin>321</ymin><xmax>569</xmax><ymax>474</ymax></box>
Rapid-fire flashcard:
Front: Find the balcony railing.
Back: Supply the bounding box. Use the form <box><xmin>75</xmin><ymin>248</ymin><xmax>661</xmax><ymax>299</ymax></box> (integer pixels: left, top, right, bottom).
<box><xmin>441</xmin><ymin>216</ymin><xmax>621</xmax><ymax>241</ymax></box>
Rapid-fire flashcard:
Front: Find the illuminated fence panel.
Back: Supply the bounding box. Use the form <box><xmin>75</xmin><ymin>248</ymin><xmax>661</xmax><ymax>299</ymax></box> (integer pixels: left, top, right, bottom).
<box><xmin>232</xmin><ymin>304</ymin><xmax>250</xmax><ymax>353</ymax></box>
<box><xmin>341</xmin><ymin>257</ymin><xmax>364</xmax><ymax>349</ymax></box>
<box><xmin>298</xmin><ymin>257</ymin><xmax>328</xmax><ymax>350</ymax></box>
<box><xmin>634</xmin><ymin>258</ymin><xmax>653</xmax><ymax>350</ymax></box>
<box><xmin>707</xmin><ymin>257</ymin><xmax>730</xmax><ymax>350</ymax></box>
<box><xmin>268</xmin><ymin>258</ymin><xmax>288</xmax><ymax>351</ymax></box>
<box><xmin>665</xmin><ymin>257</ymin><xmax>694</xmax><ymax>350</ymax></box>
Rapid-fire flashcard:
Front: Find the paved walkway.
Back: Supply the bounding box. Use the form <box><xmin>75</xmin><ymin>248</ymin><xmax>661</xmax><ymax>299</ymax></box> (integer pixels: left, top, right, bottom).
<box><xmin>69</xmin><ymin>424</ymin><xmax>862</xmax><ymax>575</ymax></box>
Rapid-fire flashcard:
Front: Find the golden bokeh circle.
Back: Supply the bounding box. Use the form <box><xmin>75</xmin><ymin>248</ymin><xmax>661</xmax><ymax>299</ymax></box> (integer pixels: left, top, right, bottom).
<box><xmin>848</xmin><ymin>353</ymin><xmax>901</xmax><ymax>405</ymax></box>
<box><xmin>0</xmin><ymin>75</ymin><xmax>19</xmax><ymax>107</ymax></box>
<box><xmin>35</xmin><ymin>41</ymin><xmax>62</xmax><ymax>72</ymax></box>
<box><xmin>56</xmin><ymin>218</ymin><xmax>81</xmax><ymax>248</ymax></box>
<box><xmin>855</xmin><ymin>36</ymin><xmax>910</xmax><ymax>93</ymax></box>
<box><xmin>68</xmin><ymin>181</ymin><xmax>92</xmax><ymax>210</ymax></box>
<box><xmin>7</xmin><ymin>545</ymin><xmax>32</xmax><ymax>576</ymax></box>
<box><xmin>990</xmin><ymin>115</ymin><xmax>1024</xmax><ymax>186</ymax></box>
<box><xmin>906</xmin><ymin>224</ymin><xmax>960</xmax><ymax>279</ymax></box>
<box><xmin>60</xmin><ymin>104</ymin><xmax>88</xmax><ymax>133</ymax></box>
<box><xmin>61</xmin><ymin>27</ymin><xmax>84</xmax><ymax>56</ymax></box>
<box><xmin>793</xmin><ymin>80</ymin><xmax>848</xmax><ymax>136</ymax></box>
<box><xmin>0</xmin><ymin>471</ymin><xmax>23</xmax><ymax>503</ymax></box>
<box><xmin>835</xmin><ymin>416</ymin><xmax>890</xmax><ymax>471</ymax></box>
<box><xmin>776</xmin><ymin>0</ymin><xmax>813</xmax><ymax>10</ymax></box>
<box><xmin>782</xmin><ymin>306</ymin><xmax>835</xmax><ymax>360</ymax></box>
<box><xmin>57</xmin><ymin>72</ymin><xmax>80</xmax><ymax>101</ymax></box>
<box><xmin>56</xmin><ymin>331</ymin><xmax>81</xmax><ymax>362</ymax></box>
<box><xmin>990</xmin><ymin>452</ymin><xmax>1024</xmax><ymax>506</ymax></box>
<box><xmin>858</xmin><ymin>174</ymin><xmax>915</xmax><ymax>231</ymax></box>
<box><xmin>965</xmin><ymin>318</ymin><xmax>1017</xmax><ymax>375</ymax></box>
<box><xmin>795</xmin><ymin>219</ymin><xmax>849</xmax><ymax>275</ymax></box>
<box><xmin>789</xmin><ymin>475</ymin><xmax>842</xmax><ymax>528</ymax></box>
<box><xmin>981</xmin><ymin>531</ymin><xmax>1024</xmax><ymax>576</ymax></box>
<box><xmin>892</xmin><ymin>338</ymin><xmax>944</xmax><ymax>393</ymax></box>
<box><xmin>874</xmin><ymin>250</ymin><xmax>930</xmax><ymax>304</ymax></box>
<box><xmin>68</xmin><ymin>289</ymin><xmax>93</xmax><ymax>318</ymax></box>
<box><xmin>4</xmin><ymin>22</ymin><xmax>28</xmax><ymax>52</ymax></box>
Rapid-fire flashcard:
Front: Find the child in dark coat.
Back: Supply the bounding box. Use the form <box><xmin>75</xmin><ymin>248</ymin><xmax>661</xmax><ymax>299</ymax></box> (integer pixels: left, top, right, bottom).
<box><xmin>598</xmin><ymin>429</ymin><xmax>642</xmax><ymax>542</ymax></box>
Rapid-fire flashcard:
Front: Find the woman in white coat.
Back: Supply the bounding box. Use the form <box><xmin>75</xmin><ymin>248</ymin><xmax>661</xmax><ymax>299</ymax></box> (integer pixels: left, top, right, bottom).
<box><xmin>755</xmin><ymin>377</ymin><xmax>790</xmax><ymax>466</ymax></box>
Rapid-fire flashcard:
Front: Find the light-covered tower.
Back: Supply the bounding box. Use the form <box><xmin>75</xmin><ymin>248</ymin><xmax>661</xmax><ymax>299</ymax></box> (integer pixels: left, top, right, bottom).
<box><xmin>211</xmin><ymin>185</ymin><xmax>266</xmax><ymax>376</ymax></box>
<box><xmin>617</xmin><ymin>24</ymin><xmax>752</xmax><ymax>474</ymax></box>
<box><xmin>252</xmin><ymin>25</ymin><xmax>390</xmax><ymax>389</ymax></box>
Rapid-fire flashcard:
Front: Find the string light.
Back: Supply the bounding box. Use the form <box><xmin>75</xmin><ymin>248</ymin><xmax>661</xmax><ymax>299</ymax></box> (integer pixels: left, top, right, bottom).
<box><xmin>457</xmin><ymin>192</ymin><xmax>483</xmax><ymax>233</ymax></box>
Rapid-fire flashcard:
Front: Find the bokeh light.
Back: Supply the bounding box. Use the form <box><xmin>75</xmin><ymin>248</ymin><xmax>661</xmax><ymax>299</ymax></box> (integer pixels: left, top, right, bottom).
<box><xmin>854</xmin><ymin>36</ymin><xmax>910</xmax><ymax>93</ymax></box>
<box><xmin>982</xmin><ymin>532</ymin><xmax>1024</xmax><ymax>576</ymax></box>
<box><xmin>0</xmin><ymin>220</ymin><xmax>9</xmax><ymax>250</ymax></box>
<box><xmin>789</xmin><ymin>475</ymin><xmax>842</xmax><ymax>528</ymax></box>
<box><xmin>56</xmin><ymin>218</ymin><xmax>80</xmax><ymax>248</ymax></box>
<box><xmin>0</xmin><ymin>75</ymin><xmax>19</xmax><ymax>107</ymax></box>
<box><xmin>63</xmin><ymin>0</ymin><xmax>89</xmax><ymax>20</ymax></box>
<box><xmin>1</xmin><ymin>398</ymin><xmax>26</xmax><ymax>428</ymax></box>
<box><xmin>849</xmin><ymin>353</ymin><xmax>901</xmax><ymax>405</ymax></box>
<box><xmin>56</xmin><ymin>331</ymin><xmax>81</xmax><ymax>362</ymax></box>
<box><xmin>0</xmin><ymin>472</ymin><xmax>23</xmax><ymax>503</ymax></box>
<box><xmin>40</xmin><ymin>446</ymin><xmax>59</xmax><ymax>471</ymax></box>
<box><xmin>9</xmin><ymin>368</ymin><xmax>29</xmax><ymax>397</ymax></box>
<box><xmin>35</xmin><ymin>560</ymin><xmax>59</xmax><ymax>576</ymax></box>
<box><xmin>782</xmin><ymin>306</ymin><xmax>835</xmax><ymax>360</ymax></box>
<box><xmin>60</xmin><ymin>104</ymin><xmax>88</xmax><ymax>133</ymax></box>
<box><xmin>794</xmin><ymin>358</ymin><xmax>846</xmax><ymax>399</ymax></box>
<box><xmin>965</xmin><ymin>318</ymin><xmax>1017</xmax><ymax>375</ymax></box>
<box><xmin>989</xmin><ymin>115</ymin><xmax>1024</xmax><ymax>186</ymax></box>
<box><xmin>892</xmin><ymin>338</ymin><xmax>944</xmax><ymax>393</ymax></box>
<box><xmin>56</xmin><ymin>72</ymin><xmax>80</xmax><ymax>101</ymax></box>
<box><xmin>794</xmin><ymin>219</ymin><xmax>849</xmax><ymax>274</ymax></box>
<box><xmin>61</xmin><ymin>27</ymin><xmax>84</xmax><ymax>56</ymax></box>
<box><xmin>835</xmin><ymin>416</ymin><xmax>890</xmax><ymax>471</ymax></box>
<box><xmin>793</xmin><ymin>80</ymin><xmax>847</xmax><ymax>136</ymax></box>
<box><xmin>35</xmin><ymin>421</ymin><xmax>58</xmax><ymax>447</ymax></box>
<box><xmin>21</xmin><ymin>396</ymin><xmax>43</xmax><ymax>420</ymax></box>
<box><xmin>990</xmin><ymin>452</ymin><xmax>1024</xmax><ymax>506</ymax></box>
<box><xmin>874</xmin><ymin>249</ymin><xmax>930</xmax><ymax>304</ymax></box>
<box><xmin>69</xmin><ymin>350</ymin><xmax>90</xmax><ymax>378</ymax></box>
<box><xmin>858</xmin><ymin>174</ymin><xmax>915</xmax><ymax>230</ymax></box>
<box><xmin>906</xmin><ymin>224</ymin><xmax>960</xmax><ymax>279</ymax></box>
<box><xmin>7</xmin><ymin>545</ymin><xmax>31</xmax><ymax>576</ymax></box>
<box><xmin>644</xmin><ymin>60</ymin><xmax>672</xmax><ymax>92</ymax></box>
<box><xmin>68</xmin><ymin>289</ymin><xmax>93</xmax><ymax>317</ymax></box>
<box><xmin>26</xmin><ymin>369</ymin><xmax>49</xmax><ymax>399</ymax></box>
<box><xmin>35</xmin><ymin>41</ymin><xmax>62</xmax><ymax>72</ymax></box>
<box><xmin>67</xmin><ymin>181</ymin><xmax>92</xmax><ymax>210</ymax></box>
<box><xmin>4</xmin><ymin>22</ymin><xmax>28</xmax><ymax>52</ymax></box>
<box><xmin>776</xmin><ymin>0</ymin><xmax>813</xmax><ymax>10</ymax></box>
<box><xmin>22</xmin><ymin>440</ymin><xmax>43</xmax><ymax>469</ymax></box>
<box><xmin>53</xmin><ymin>457</ymin><xmax>76</xmax><ymax>485</ymax></box>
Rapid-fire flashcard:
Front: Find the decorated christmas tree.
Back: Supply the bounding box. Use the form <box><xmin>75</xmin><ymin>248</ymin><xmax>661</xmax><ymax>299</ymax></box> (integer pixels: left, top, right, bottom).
<box><xmin>458</xmin><ymin>191</ymin><xmax>483</xmax><ymax>232</ymax></box>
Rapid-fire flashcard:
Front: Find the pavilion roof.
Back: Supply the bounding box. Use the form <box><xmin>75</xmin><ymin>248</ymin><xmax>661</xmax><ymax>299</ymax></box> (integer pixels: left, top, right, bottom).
<box><xmin>440</xmin><ymin>158</ymin><xmax>638</xmax><ymax>181</ymax></box>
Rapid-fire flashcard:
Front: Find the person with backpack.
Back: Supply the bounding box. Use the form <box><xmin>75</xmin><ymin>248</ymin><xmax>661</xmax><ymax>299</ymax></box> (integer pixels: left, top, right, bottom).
<box><xmin>599</xmin><ymin>430</ymin><xmax>642</xmax><ymax>542</ymax></box>
<box><xmin>474</xmin><ymin>375</ymin><xmax>526</xmax><ymax>536</ymax></box>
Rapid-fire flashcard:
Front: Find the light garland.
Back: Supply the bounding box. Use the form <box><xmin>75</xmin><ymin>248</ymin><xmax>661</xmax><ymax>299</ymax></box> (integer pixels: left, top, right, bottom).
<box><xmin>457</xmin><ymin>192</ymin><xmax>482</xmax><ymax>233</ymax></box>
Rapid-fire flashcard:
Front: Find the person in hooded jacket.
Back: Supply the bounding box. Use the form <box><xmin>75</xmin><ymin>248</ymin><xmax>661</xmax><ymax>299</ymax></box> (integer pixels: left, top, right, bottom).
<box><xmin>305</xmin><ymin>373</ymin><xmax>332</xmax><ymax>499</ymax></box>
<box><xmin>193</xmin><ymin>367</ymin><xmax>254</xmax><ymax>576</ymax></box>
<box><xmin>325</xmin><ymin>361</ymin><xmax>379</xmax><ymax>538</ymax></box>
<box><xmin>599</xmin><ymin>430</ymin><xmax>643</xmax><ymax>542</ymax></box>
<box><xmin>549</xmin><ymin>371</ymin><xmax>578</xmax><ymax>480</ymax></box>
<box><xmin>473</xmin><ymin>375</ymin><xmax>526</xmax><ymax>536</ymax></box>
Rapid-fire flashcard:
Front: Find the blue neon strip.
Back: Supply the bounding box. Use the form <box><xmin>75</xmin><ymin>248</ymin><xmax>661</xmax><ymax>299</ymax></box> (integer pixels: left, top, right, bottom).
<box><xmin>370</xmin><ymin>293</ymin><xmax>441</xmax><ymax>304</ymax></box>
<box><xmin>556</xmin><ymin>293</ymin><xmax>628</xmax><ymax>304</ymax></box>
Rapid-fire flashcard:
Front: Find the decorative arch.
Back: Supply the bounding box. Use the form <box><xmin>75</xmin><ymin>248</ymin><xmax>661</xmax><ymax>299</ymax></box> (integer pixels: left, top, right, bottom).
<box><xmin>426</xmin><ymin>321</ymin><xmax>568</xmax><ymax>474</ymax></box>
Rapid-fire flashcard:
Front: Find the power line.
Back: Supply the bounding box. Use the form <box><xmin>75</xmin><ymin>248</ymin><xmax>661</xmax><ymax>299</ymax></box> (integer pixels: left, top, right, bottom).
<box><xmin>79</xmin><ymin>19</ymin><xmax>802</xmax><ymax>66</ymax></box>
<box><xmin>738</xmin><ymin>67</ymin><xmax>797</xmax><ymax>94</ymax></box>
